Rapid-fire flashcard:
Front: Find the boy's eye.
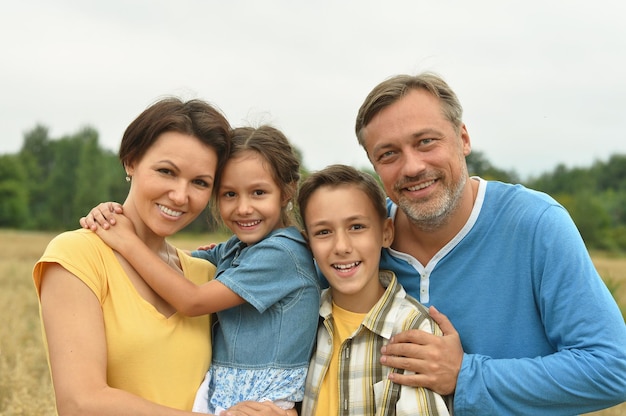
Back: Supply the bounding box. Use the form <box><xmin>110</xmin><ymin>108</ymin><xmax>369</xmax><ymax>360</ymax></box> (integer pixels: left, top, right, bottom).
<box><xmin>350</xmin><ymin>224</ymin><xmax>365</xmax><ymax>231</ymax></box>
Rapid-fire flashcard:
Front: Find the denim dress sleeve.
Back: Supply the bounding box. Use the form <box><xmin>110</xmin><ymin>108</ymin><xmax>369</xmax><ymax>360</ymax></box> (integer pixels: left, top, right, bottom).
<box><xmin>215</xmin><ymin>227</ymin><xmax>318</xmax><ymax>312</ymax></box>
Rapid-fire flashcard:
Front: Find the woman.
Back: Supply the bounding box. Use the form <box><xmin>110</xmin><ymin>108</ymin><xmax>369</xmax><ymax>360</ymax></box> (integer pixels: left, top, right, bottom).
<box><xmin>33</xmin><ymin>98</ymin><xmax>292</xmax><ymax>416</ymax></box>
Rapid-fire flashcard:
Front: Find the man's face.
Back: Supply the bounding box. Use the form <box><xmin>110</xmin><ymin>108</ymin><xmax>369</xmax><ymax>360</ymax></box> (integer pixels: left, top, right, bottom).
<box><xmin>361</xmin><ymin>89</ymin><xmax>471</xmax><ymax>228</ymax></box>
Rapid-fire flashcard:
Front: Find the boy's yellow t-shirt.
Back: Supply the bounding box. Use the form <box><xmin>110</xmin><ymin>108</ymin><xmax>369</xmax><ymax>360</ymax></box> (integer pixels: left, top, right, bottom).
<box><xmin>33</xmin><ymin>229</ymin><xmax>214</xmax><ymax>410</ymax></box>
<box><xmin>314</xmin><ymin>302</ymin><xmax>366</xmax><ymax>416</ymax></box>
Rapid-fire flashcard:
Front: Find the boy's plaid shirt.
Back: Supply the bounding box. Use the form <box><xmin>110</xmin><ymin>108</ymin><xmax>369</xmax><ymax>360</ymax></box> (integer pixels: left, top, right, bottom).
<box><xmin>302</xmin><ymin>270</ymin><xmax>452</xmax><ymax>416</ymax></box>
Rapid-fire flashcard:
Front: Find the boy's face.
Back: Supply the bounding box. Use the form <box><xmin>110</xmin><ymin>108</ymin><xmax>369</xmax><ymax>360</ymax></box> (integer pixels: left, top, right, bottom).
<box><xmin>304</xmin><ymin>185</ymin><xmax>393</xmax><ymax>313</ymax></box>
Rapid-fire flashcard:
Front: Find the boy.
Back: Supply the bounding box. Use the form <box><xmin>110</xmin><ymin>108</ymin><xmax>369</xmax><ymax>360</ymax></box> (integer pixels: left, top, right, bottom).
<box><xmin>298</xmin><ymin>164</ymin><xmax>450</xmax><ymax>416</ymax></box>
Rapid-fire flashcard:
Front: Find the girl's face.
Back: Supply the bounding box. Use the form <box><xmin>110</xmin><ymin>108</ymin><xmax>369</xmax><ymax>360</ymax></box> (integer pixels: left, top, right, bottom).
<box><xmin>218</xmin><ymin>150</ymin><xmax>285</xmax><ymax>245</ymax></box>
<box><xmin>124</xmin><ymin>131</ymin><xmax>218</xmax><ymax>242</ymax></box>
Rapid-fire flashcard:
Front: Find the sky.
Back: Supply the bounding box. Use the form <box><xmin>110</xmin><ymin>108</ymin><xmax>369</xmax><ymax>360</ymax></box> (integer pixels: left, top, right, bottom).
<box><xmin>1</xmin><ymin>0</ymin><xmax>625</xmax><ymax>180</ymax></box>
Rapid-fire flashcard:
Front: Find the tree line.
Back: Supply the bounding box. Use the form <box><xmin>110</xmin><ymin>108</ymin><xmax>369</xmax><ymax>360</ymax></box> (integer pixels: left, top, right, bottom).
<box><xmin>1</xmin><ymin>124</ymin><xmax>625</xmax><ymax>253</ymax></box>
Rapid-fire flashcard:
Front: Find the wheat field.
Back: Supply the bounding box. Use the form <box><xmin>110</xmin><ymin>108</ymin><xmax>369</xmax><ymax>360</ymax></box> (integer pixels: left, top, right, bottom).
<box><xmin>1</xmin><ymin>230</ymin><xmax>624</xmax><ymax>415</ymax></box>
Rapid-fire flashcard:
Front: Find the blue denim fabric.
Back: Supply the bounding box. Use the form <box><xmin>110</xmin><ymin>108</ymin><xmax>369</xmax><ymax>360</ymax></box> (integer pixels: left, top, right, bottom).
<box><xmin>192</xmin><ymin>226</ymin><xmax>320</xmax><ymax>368</ymax></box>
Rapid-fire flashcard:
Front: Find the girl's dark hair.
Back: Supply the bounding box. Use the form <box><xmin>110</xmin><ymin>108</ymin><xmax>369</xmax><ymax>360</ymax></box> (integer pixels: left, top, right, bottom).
<box><xmin>213</xmin><ymin>125</ymin><xmax>301</xmax><ymax>227</ymax></box>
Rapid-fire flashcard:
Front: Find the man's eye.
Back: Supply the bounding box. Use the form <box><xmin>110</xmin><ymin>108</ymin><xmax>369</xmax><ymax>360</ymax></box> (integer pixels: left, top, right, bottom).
<box><xmin>377</xmin><ymin>150</ymin><xmax>396</xmax><ymax>162</ymax></box>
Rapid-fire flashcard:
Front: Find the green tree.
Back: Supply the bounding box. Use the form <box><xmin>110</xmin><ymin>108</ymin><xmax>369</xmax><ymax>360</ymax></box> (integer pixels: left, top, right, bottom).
<box><xmin>72</xmin><ymin>127</ymin><xmax>107</xmax><ymax>222</ymax></box>
<box><xmin>529</xmin><ymin>164</ymin><xmax>596</xmax><ymax>196</ymax></box>
<box><xmin>42</xmin><ymin>126</ymin><xmax>110</xmax><ymax>230</ymax></box>
<box><xmin>102</xmin><ymin>150</ymin><xmax>128</xmax><ymax>204</ymax></box>
<box><xmin>18</xmin><ymin>125</ymin><xmax>54</xmax><ymax>229</ymax></box>
<box><xmin>594</xmin><ymin>154</ymin><xmax>626</xmax><ymax>192</ymax></box>
<box><xmin>555</xmin><ymin>193</ymin><xmax>611</xmax><ymax>250</ymax></box>
<box><xmin>466</xmin><ymin>150</ymin><xmax>519</xmax><ymax>183</ymax></box>
<box><xmin>0</xmin><ymin>154</ymin><xmax>29</xmax><ymax>227</ymax></box>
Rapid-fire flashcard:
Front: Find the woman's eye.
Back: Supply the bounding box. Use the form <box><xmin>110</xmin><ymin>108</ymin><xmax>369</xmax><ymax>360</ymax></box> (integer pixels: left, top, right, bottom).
<box><xmin>193</xmin><ymin>179</ymin><xmax>209</xmax><ymax>188</ymax></box>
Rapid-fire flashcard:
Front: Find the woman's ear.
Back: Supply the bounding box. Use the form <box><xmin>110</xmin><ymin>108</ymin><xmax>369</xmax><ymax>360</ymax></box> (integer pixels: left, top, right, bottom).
<box><xmin>124</xmin><ymin>163</ymin><xmax>136</xmax><ymax>178</ymax></box>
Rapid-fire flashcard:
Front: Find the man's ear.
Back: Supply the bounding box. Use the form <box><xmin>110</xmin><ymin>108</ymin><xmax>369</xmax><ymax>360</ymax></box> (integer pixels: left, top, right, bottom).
<box><xmin>460</xmin><ymin>123</ymin><xmax>472</xmax><ymax>157</ymax></box>
<box><xmin>381</xmin><ymin>217</ymin><xmax>394</xmax><ymax>248</ymax></box>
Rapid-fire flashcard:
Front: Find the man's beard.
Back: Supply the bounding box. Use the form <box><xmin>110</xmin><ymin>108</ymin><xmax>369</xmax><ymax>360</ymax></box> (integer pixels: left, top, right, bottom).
<box><xmin>396</xmin><ymin>167</ymin><xmax>467</xmax><ymax>232</ymax></box>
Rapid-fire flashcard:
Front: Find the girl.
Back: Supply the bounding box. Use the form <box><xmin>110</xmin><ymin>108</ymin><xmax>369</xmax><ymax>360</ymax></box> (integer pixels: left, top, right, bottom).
<box><xmin>83</xmin><ymin>125</ymin><xmax>320</xmax><ymax>415</ymax></box>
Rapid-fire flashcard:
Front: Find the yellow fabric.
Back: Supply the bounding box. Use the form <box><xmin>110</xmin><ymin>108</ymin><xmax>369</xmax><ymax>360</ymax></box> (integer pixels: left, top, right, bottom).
<box><xmin>33</xmin><ymin>229</ymin><xmax>214</xmax><ymax>410</ymax></box>
<box><xmin>314</xmin><ymin>302</ymin><xmax>366</xmax><ymax>416</ymax></box>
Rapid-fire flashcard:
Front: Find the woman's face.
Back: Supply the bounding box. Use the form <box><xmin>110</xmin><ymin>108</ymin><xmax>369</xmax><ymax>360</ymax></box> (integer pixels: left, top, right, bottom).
<box><xmin>124</xmin><ymin>131</ymin><xmax>218</xmax><ymax>240</ymax></box>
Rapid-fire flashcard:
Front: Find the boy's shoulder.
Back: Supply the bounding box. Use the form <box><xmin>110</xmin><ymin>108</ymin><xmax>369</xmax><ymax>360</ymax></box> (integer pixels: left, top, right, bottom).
<box><xmin>379</xmin><ymin>271</ymin><xmax>439</xmax><ymax>334</ymax></box>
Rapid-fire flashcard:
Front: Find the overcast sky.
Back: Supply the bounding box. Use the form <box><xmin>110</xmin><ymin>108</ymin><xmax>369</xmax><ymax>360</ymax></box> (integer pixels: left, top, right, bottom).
<box><xmin>1</xmin><ymin>0</ymin><xmax>625</xmax><ymax>180</ymax></box>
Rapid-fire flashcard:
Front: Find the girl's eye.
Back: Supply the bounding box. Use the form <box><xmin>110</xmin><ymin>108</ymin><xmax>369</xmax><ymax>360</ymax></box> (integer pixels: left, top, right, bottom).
<box><xmin>157</xmin><ymin>168</ymin><xmax>173</xmax><ymax>175</ymax></box>
<box><xmin>314</xmin><ymin>229</ymin><xmax>330</xmax><ymax>236</ymax></box>
<box><xmin>253</xmin><ymin>190</ymin><xmax>266</xmax><ymax>196</ymax></box>
<box><xmin>223</xmin><ymin>191</ymin><xmax>236</xmax><ymax>198</ymax></box>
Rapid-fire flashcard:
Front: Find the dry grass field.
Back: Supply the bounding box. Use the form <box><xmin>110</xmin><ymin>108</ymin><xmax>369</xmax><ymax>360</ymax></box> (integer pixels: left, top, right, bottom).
<box><xmin>1</xmin><ymin>230</ymin><xmax>624</xmax><ymax>415</ymax></box>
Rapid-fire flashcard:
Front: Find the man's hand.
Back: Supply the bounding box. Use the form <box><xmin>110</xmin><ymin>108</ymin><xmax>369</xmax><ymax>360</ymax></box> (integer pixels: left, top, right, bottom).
<box><xmin>380</xmin><ymin>306</ymin><xmax>463</xmax><ymax>395</ymax></box>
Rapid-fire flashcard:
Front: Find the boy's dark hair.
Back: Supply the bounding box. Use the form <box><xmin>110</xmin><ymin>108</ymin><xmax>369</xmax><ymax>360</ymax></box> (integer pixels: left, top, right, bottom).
<box><xmin>297</xmin><ymin>164</ymin><xmax>387</xmax><ymax>229</ymax></box>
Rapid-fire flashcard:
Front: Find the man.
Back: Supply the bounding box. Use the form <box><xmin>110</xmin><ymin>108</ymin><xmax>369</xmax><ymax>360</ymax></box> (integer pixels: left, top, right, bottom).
<box><xmin>354</xmin><ymin>72</ymin><xmax>626</xmax><ymax>415</ymax></box>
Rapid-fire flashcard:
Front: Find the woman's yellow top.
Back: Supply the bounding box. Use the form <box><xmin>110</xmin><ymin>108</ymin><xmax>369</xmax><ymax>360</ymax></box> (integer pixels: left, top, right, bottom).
<box><xmin>33</xmin><ymin>229</ymin><xmax>214</xmax><ymax>410</ymax></box>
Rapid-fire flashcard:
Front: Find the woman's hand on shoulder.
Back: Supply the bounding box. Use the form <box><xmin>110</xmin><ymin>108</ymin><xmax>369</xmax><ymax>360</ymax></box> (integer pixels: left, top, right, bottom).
<box><xmin>80</xmin><ymin>202</ymin><xmax>124</xmax><ymax>230</ymax></box>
